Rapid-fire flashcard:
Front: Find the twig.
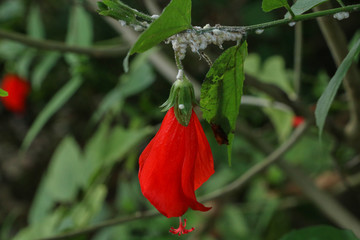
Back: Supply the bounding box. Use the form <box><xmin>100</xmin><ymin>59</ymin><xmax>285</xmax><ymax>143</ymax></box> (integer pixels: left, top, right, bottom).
<box><xmin>293</xmin><ymin>21</ymin><xmax>303</xmax><ymax>98</ymax></box>
<box><xmin>200</xmin><ymin>4</ymin><xmax>360</xmax><ymax>33</ymax></box>
<box><xmin>37</xmin><ymin>210</ymin><xmax>159</xmax><ymax>240</ymax></box>
<box><xmin>239</xmin><ymin>121</ymin><xmax>360</xmax><ymax>238</ymax></box>
<box><xmin>200</xmin><ymin>121</ymin><xmax>309</xmax><ymax>201</ymax></box>
<box><xmin>0</xmin><ymin>29</ymin><xmax>128</xmax><ymax>58</ymax></box>
<box><xmin>279</xmin><ymin>161</ymin><xmax>360</xmax><ymax>237</ymax></box>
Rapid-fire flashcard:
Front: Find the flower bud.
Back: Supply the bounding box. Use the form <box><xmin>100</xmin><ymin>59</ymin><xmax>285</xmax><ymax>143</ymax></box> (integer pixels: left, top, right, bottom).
<box><xmin>160</xmin><ymin>77</ymin><xmax>196</xmax><ymax>126</ymax></box>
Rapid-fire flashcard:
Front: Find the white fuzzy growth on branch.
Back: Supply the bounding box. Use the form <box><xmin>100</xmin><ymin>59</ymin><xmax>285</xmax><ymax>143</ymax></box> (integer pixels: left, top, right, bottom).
<box><xmin>167</xmin><ymin>24</ymin><xmax>244</xmax><ymax>60</ymax></box>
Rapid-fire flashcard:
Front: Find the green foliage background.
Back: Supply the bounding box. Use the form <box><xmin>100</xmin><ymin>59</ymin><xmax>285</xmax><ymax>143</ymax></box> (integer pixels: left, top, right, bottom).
<box><xmin>0</xmin><ymin>0</ymin><xmax>360</xmax><ymax>239</ymax></box>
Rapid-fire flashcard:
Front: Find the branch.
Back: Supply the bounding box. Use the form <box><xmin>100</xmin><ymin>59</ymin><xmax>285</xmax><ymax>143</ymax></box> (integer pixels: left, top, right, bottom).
<box><xmin>279</xmin><ymin>161</ymin><xmax>360</xmax><ymax>238</ymax></box>
<box><xmin>238</xmin><ymin>122</ymin><xmax>360</xmax><ymax>238</ymax></box>
<box><xmin>0</xmin><ymin>29</ymin><xmax>128</xmax><ymax>58</ymax></box>
<box><xmin>199</xmin><ymin>4</ymin><xmax>360</xmax><ymax>33</ymax></box>
<box><xmin>293</xmin><ymin>21</ymin><xmax>303</xmax><ymax>98</ymax></box>
<box><xmin>199</xmin><ymin>121</ymin><xmax>309</xmax><ymax>201</ymax></box>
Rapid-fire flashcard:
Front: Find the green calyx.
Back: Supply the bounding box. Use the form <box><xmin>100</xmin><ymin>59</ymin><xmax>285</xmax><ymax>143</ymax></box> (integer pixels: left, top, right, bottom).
<box><xmin>160</xmin><ymin>77</ymin><xmax>197</xmax><ymax>126</ymax></box>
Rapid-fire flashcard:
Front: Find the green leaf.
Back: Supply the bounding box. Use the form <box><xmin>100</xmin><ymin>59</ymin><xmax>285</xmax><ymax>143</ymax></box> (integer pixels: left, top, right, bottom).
<box><xmin>22</xmin><ymin>77</ymin><xmax>83</xmax><ymax>150</ymax></box>
<box><xmin>262</xmin><ymin>56</ymin><xmax>295</xmax><ymax>97</ymax></box>
<box><xmin>14</xmin><ymin>208</ymin><xmax>65</xmax><ymax>240</ymax></box>
<box><xmin>27</xmin><ymin>5</ymin><xmax>45</xmax><ymax>39</ymax></box>
<box><xmin>200</xmin><ymin>42</ymin><xmax>248</xmax><ymax>164</ymax></box>
<box><xmin>103</xmin><ymin>126</ymin><xmax>154</xmax><ymax>166</ymax></box>
<box><xmin>244</xmin><ymin>54</ymin><xmax>295</xmax><ymax>98</ymax></box>
<box><xmin>83</xmin><ymin>121</ymin><xmax>153</xmax><ymax>187</ymax></box>
<box><xmin>349</xmin><ymin>30</ymin><xmax>360</xmax><ymax>63</ymax></box>
<box><xmin>98</xmin><ymin>0</ymin><xmax>137</xmax><ymax>23</ymax></box>
<box><xmin>129</xmin><ymin>0</ymin><xmax>192</xmax><ymax>55</ymax></box>
<box><xmin>83</xmin><ymin>121</ymin><xmax>110</xmax><ymax>186</ymax></box>
<box><xmin>32</xmin><ymin>52</ymin><xmax>61</xmax><ymax>90</ymax></box>
<box><xmin>315</xmin><ymin>38</ymin><xmax>360</xmax><ymax>136</ymax></box>
<box><xmin>45</xmin><ymin>137</ymin><xmax>83</xmax><ymax>201</ymax></box>
<box><xmin>65</xmin><ymin>4</ymin><xmax>93</xmax><ymax>66</ymax></box>
<box><xmin>16</xmin><ymin>49</ymin><xmax>37</xmax><ymax>78</ymax></box>
<box><xmin>66</xmin><ymin>5</ymin><xmax>92</xmax><ymax>47</ymax></box>
<box><xmin>279</xmin><ymin>225</ymin><xmax>358</xmax><ymax>240</ymax></box>
<box><xmin>285</xmin><ymin>0</ymin><xmax>328</xmax><ymax>18</ymax></box>
<box><xmin>262</xmin><ymin>0</ymin><xmax>289</xmax><ymax>12</ymax></box>
<box><xmin>0</xmin><ymin>0</ymin><xmax>24</xmax><ymax>22</ymax></box>
<box><xmin>71</xmin><ymin>185</ymin><xmax>107</xmax><ymax>227</ymax></box>
<box><xmin>29</xmin><ymin>137</ymin><xmax>83</xmax><ymax>223</ymax></box>
<box><xmin>0</xmin><ymin>41</ymin><xmax>25</xmax><ymax>61</ymax></box>
<box><xmin>0</xmin><ymin>88</ymin><xmax>8</xmax><ymax>97</ymax></box>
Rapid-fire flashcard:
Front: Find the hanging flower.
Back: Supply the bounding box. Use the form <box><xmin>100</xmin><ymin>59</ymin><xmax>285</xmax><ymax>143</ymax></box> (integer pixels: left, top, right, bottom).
<box><xmin>0</xmin><ymin>74</ymin><xmax>30</xmax><ymax>114</ymax></box>
<box><xmin>138</xmin><ymin>74</ymin><xmax>214</xmax><ymax>235</ymax></box>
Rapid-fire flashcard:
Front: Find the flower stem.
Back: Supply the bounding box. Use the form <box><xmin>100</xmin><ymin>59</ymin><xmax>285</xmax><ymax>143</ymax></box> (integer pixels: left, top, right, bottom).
<box><xmin>174</xmin><ymin>52</ymin><xmax>184</xmax><ymax>71</ymax></box>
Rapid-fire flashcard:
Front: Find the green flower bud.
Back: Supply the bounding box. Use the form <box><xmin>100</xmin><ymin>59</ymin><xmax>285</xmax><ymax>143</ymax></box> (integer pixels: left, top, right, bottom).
<box><xmin>160</xmin><ymin>76</ymin><xmax>196</xmax><ymax>126</ymax></box>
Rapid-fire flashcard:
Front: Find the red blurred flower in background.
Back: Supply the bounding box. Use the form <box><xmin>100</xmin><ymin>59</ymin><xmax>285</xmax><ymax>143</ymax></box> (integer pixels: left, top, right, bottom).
<box><xmin>292</xmin><ymin>116</ymin><xmax>305</xmax><ymax>127</ymax></box>
<box><xmin>0</xmin><ymin>74</ymin><xmax>30</xmax><ymax>114</ymax></box>
<box><xmin>138</xmin><ymin>107</ymin><xmax>214</xmax><ymax>235</ymax></box>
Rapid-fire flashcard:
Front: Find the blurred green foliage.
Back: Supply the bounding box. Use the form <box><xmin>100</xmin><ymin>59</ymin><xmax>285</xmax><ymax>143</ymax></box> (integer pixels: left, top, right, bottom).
<box><xmin>0</xmin><ymin>0</ymin><xmax>359</xmax><ymax>239</ymax></box>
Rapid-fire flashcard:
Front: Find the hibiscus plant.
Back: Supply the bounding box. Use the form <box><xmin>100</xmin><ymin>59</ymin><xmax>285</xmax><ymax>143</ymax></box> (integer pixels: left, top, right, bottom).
<box><xmin>0</xmin><ymin>0</ymin><xmax>360</xmax><ymax>239</ymax></box>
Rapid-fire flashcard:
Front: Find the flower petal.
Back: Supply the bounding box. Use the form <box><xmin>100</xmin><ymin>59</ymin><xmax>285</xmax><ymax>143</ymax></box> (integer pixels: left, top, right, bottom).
<box><xmin>181</xmin><ymin>111</ymin><xmax>211</xmax><ymax>212</ymax></box>
<box><xmin>139</xmin><ymin>108</ymin><xmax>190</xmax><ymax>217</ymax></box>
<box><xmin>192</xmin><ymin>111</ymin><xmax>215</xmax><ymax>190</ymax></box>
<box><xmin>138</xmin><ymin>108</ymin><xmax>214</xmax><ymax>217</ymax></box>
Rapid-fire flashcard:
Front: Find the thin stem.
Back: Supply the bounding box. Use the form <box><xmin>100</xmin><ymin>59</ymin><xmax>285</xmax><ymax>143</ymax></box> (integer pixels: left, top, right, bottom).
<box><xmin>200</xmin><ymin>121</ymin><xmax>309</xmax><ymax>201</ymax></box>
<box><xmin>203</xmin><ymin>4</ymin><xmax>360</xmax><ymax>33</ymax></box>
<box><xmin>0</xmin><ymin>29</ymin><xmax>128</xmax><ymax>58</ymax></box>
<box><xmin>238</xmin><ymin>121</ymin><xmax>360</xmax><ymax>238</ymax></box>
<box><xmin>117</xmin><ymin>1</ymin><xmax>153</xmax><ymax>22</ymax></box>
<box><xmin>279</xmin><ymin>161</ymin><xmax>360</xmax><ymax>238</ymax></box>
<box><xmin>284</xmin><ymin>3</ymin><xmax>296</xmax><ymax>19</ymax></box>
<box><xmin>174</xmin><ymin>52</ymin><xmax>184</xmax><ymax>71</ymax></box>
<box><xmin>37</xmin><ymin>210</ymin><xmax>159</xmax><ymax>240</ymax></box>
<box><xmin>293</xmin><ymin>21</ymin><xmax>303</xmax><ymax>98</ymax></box>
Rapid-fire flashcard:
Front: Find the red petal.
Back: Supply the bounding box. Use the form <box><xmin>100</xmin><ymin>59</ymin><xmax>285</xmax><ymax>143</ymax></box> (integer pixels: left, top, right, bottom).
<box><xmin>181</xmin><ymin>111</ymin><xmax>212</xmax><ymax>212</ymax></box>
<box><xmin>192</xmin><ymin>111</ymin><xmax>215</xmax><ymax>190</ymax></box>
<box><xmin>138</xmin><ymin>108</ymin><xmax>214</xmax><ymax>217</ymax></box>
<box><xmin>139</xmin><ymin>108</ymin><xmax>190</xmax><ymax>217</ymax></box>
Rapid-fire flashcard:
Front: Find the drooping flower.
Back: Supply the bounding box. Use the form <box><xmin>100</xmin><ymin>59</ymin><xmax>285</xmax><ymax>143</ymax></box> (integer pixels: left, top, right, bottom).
<box><xmin>138</xmin><ymin>74</ymin><xmax>214</xmax><ymax>235</ymax></box>
<box><xmin>0</xmin><ymin>74</ymin><xmax>30</xmax><ymax>113</ymax></box>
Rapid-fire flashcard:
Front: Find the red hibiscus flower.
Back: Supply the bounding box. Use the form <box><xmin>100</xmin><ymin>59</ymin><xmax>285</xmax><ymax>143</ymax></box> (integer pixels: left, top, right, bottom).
<box><xmin>139</xmin><ymin>74</ymin><xmax>215</xmax><ymax>235</ymax></box>
<box><xmin>139</xmin><ymin>107</ymin><xmax>214</xmax><ymax>216</ymax></box>
<box><xmin>0</xmin><ymin>74</ymin><xmax>30</xmax><ymax>114</ymax></box>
